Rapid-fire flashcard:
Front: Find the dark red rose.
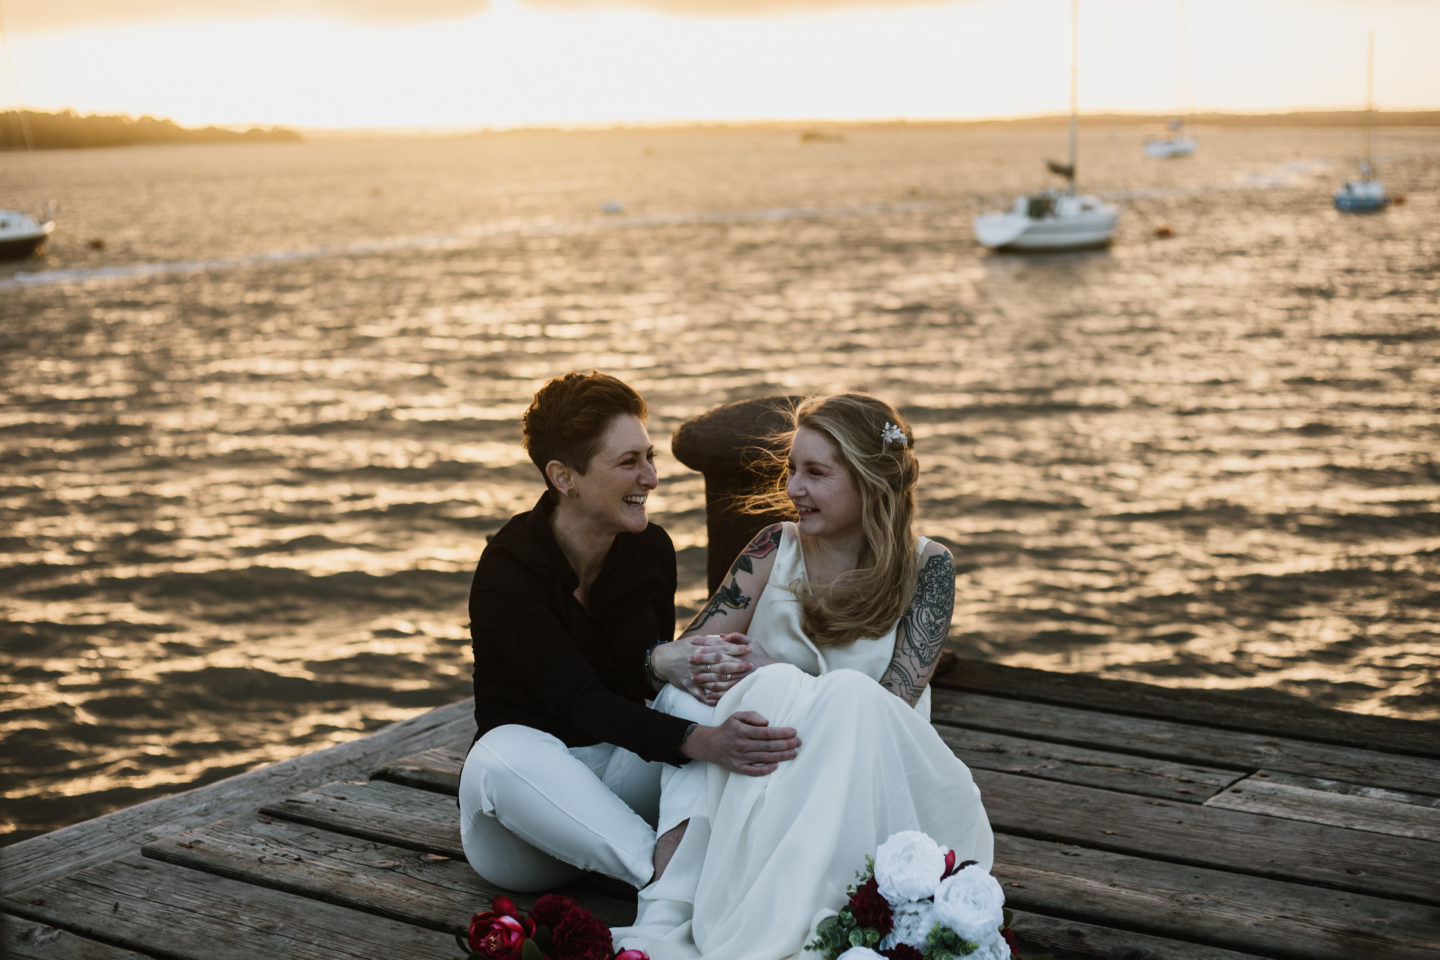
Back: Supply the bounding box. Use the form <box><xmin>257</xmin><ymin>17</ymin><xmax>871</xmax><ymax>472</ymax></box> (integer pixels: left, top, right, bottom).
<box><xmin>882</xmin><ymin>945</ymin><xmax>923</xmax><ymax>960</ymax></box>
<box><xmin>612</xmin><ymin>950</ymin><xmax>650</xmax><ymax>960</ymax></box>
<box><xmin>551</xmin><ymin>904</ymin><xmax>614</xmax><ymax>960</ymax></box>
<box><xmin>531</xmin><ymin>893</ymin><xmax>582</xmax><ymax>933</ymax></box>
<box><xmin>847</xmin><ymin>877</ymin><xmax>893</xmax><ymax>938</ymax></box>
<box><xmin>490</xmin><ymin>896</ymin><xmax>535</xmax><ymax>937</ymax></box>
<box><xmin>1002</xmin><ymin>925</ymin><xmax>1019</xmax><ymax>955</ymax></box>
<box><xmin>466</xmin><ymin>913</ymin><xmax>527</xmax><ymax>960</ymax></box>
<box><xmin>942</xmin><ymin>849</ymin><xmax>957</xmax><ymax>877</ymax></box>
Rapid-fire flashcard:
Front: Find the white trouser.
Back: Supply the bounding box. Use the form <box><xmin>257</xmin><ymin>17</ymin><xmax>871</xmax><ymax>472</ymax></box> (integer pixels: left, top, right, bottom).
<box><xmin>459</xmin><ymin>724</ymin><xmax>666</xmax><ymax>891</ymax></box>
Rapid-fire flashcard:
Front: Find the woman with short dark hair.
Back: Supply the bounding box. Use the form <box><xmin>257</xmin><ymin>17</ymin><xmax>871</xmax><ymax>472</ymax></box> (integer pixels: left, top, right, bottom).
<box><xmin>459</xmin><ymin>371</ymin><xmax>800</xmax><ymax>892</ymax></box>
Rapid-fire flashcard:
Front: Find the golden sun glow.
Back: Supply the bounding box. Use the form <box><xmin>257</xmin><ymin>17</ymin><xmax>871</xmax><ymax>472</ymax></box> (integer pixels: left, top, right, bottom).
<box><xmin>4</xmin><ymin>0</ymin><xmax>1439</xmax><ymax>130</ymax></box>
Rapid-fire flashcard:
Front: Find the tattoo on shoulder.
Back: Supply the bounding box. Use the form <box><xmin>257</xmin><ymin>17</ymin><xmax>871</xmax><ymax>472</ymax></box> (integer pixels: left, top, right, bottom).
<box><xmin>882</xmin><ymin>552</ymin><xmax>955</xmax><ymax>703</ymax></box>
<box><xmin>727</xmin><ymin>524</ymin><xmax>782</xmax><ymax>578</ymax></box>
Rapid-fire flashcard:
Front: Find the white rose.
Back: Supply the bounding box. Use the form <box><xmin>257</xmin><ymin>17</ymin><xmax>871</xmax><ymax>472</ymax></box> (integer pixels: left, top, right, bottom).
<box><xmin>874</xmin><ymin>830</ymin><xmax>946</xmax><ymax>905</ymax></box>
<box><xmin>836</xmin><ymin>949</ymin><xmax>885</xmax><ymax>960</ymax></box>
<box><xmin>931</xmin><ymin>866</ymin><xmax>1006</xmax><ymax>945</ymax></box>
<box><xmin>967</xmin><ymin>931</ymin><xmax>1013</xmax><ymax>960</ymax></box>
<box><xmin>879</xmin><ymin>900</ymin><xmax>936</xmax><ymax>952</ymax></box>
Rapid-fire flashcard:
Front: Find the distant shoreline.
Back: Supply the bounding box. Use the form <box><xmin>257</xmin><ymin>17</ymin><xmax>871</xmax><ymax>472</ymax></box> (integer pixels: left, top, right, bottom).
<box><xmin>3</xmin><ymin>108</ymin><xmax>1436</xmax><ymax>150</ymax></box>
<box><xmin>301</xmin><ymin>109</ymin><xmax>1440</xmax><ymax>140</ymax></box>
<box><xmin>1</xmin><ymin>110</ymin><xmax>302</xmax><ymax>151</ymax></box>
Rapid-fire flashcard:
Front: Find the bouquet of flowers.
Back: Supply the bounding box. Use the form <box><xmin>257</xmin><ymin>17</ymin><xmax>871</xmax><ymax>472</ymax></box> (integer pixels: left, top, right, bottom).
<box><xmin>806</xmin><ymin>831</ymin><xmax>1021</xmax><ymax>960</ymax></box>
<box><xmin>457</xmin><ymin>894</ymin><xmax>648</xmax><ymax>960</ymax></box>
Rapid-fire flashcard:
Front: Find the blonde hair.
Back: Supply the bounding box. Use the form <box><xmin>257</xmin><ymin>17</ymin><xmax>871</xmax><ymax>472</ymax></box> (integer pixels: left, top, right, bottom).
<box><xmin>743</xmin><ymin>394</ymin><xmax>920</xmax><ymax>648</ymax></box>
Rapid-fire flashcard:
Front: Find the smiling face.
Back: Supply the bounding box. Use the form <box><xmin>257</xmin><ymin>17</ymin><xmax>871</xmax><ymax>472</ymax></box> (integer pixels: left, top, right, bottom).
<box><xmin>785</xmin><ymin>425</ymin><xmax>863</xmax><ymax>541</ymax></box>
<box><xmin>567</xmin><ymin>413</ymin><xmax>658</xmax><ymax>536</ymax></box>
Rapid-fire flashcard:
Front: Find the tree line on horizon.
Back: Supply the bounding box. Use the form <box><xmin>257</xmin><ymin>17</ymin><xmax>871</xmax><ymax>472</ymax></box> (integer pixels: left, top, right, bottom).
<box><xmin>1</xmin><ymin>110</ymin><xmax>302</xmax><ymax>150</ymax></box>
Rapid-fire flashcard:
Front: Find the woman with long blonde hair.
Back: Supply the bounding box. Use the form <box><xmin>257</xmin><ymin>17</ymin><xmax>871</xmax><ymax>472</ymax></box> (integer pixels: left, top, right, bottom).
<box><xmin>614</xmin><ymin>393</ymin><xmax>994</xmax><ymax>960</ymax></box>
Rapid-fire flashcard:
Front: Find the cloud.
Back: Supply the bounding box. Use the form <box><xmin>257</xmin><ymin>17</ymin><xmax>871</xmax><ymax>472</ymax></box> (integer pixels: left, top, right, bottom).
<box><xmin>3</xmin><ymin>0</ymin><xmax>945</xmax><ymax>34</ymax></box>
<box><xmin>525</xmin><ymin>0</ymin><xmax>949</xmax><ymax>15</ymax></box>
<box><xmin>2</xmin><ymin>1</ymin><xmax>490</xmax><ymax>33</ymax></box>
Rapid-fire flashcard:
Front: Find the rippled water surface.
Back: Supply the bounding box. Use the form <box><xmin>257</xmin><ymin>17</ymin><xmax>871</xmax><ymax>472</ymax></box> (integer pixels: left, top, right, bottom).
<box><xmin>2</xmin><ymin>124</ymin><xmax>1437</xmax><ymax>844</ymax></box>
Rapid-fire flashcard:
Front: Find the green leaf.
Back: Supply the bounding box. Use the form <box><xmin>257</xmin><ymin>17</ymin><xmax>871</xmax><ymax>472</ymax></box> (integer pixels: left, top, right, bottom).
<box><xmin>521</xmin><ymin>939</ymin><xmax>546</xmax><ymax>960</ymax></box>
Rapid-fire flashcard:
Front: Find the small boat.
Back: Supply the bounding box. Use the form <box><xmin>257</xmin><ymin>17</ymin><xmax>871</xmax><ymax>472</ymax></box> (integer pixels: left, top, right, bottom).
<box><xmin>974</xmin><ymin>0</ymin><xmax>1117</xmax><ymax>251</ymax></box>
<box><xmin>0</xmin><ymin>208</ymin><xmax>54</xmax><ymax>259</ymax></box>
<box><xmin>1144</xmin><ymin>2</ymin><xmax>1196</xmax><ymax>159</ymax></box>
<box><xmin>1333</xmin><ymin>30</ymin><xmax>1388</xmax><ymax>214</ymax></box>
<box><xmin>1334</xmin><ymin>164</ymin><xmax>1388</xmax><ymax>213</ymax></box>
<box><xmin>1144</xmin><ymin>120</ymin><xmax>1196</xmax><ymax>159</ymax></box>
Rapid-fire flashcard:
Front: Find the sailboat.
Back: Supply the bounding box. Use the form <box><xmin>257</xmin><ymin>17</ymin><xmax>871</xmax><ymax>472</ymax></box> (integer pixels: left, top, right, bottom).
<box><xmin>1144</xmin><ymin>0</ymin><xmax>1196</xmax><ymax>159</ymax></box>
<box><xmin>1145</xmin><ymin>117</ymin><xmax>1196</xmax><ymax>159</ymax></box>
<box><xmin>974</xmin><ymin>0</ymin><xmax>1118</xmax><ymax>251</ymax></box>
<box><xmin>1333</xmin><ymin>29</ymin><xmax>1388</xmax><ymax>213</ymax></box>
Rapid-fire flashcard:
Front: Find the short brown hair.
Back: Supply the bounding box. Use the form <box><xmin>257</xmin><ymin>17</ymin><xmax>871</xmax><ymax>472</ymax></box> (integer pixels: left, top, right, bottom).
<box><xmin>522</xmin><ymin>371</ymin><xmax>648</xmax><ymax>492</ymax></box>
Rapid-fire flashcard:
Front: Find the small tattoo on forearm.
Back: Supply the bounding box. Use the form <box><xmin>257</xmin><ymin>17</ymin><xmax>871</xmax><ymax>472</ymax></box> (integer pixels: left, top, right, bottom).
<box><xmin>686</xmin><ymin>526</ymin><xmax>777</xmax><ymax>631</ymax></box>
<box><xmin>687</xmin><ymin>577</ymin><xmax>749</xmax><ymax>631</ymax></box>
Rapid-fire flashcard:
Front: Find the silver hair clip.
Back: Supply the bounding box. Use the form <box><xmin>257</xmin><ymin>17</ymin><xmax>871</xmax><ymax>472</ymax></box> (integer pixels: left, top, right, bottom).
<box><xmin>880</xmin><ymin>422</ymin><xmax>908</xmax><ymax>448</ymax></box>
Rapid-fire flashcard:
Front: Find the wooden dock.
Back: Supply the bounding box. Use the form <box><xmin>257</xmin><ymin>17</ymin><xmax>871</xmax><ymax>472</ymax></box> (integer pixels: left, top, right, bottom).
<box><xmin>4</xmin><ymin>660</ymin><xmax>1438</xmax><ymax>960</ymax></box>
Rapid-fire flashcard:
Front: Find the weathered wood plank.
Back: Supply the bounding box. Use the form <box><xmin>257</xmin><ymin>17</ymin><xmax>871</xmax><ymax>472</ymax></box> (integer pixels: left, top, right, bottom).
<box><xmin>260</xmin><ymin>780</ymin><xmax>463</xmax><ymax>857</ymax></box>
<box><xmin>994</xmin><ymin>835</ymin><xmax>1440</xmax><ymax>960</ymax></box>
<box><xmin>1004</xmin><ymin>908</ymin><xmax>1271</xmax><ymax>960</ymax></box>
<box><xmin>140</xmin><ymin>814</ymin><xmax>638</xmax><ymax>929</ymax></box>
<box><xmin>2</xmin><ymin>913</ymin><xmax>160</xmax><ymax>960</ymax></box>
<box><xmin>1206</xmin><ymin>771</ymin><xmax>1440</xmax><ymax>841</ymax></box>
<box><xmin>271</xmin><ymin>764</ymin><xmax>1440</xmax><ymax>915</ymax></box>
<box><xmin>369</xmin><ymin>746</ymin><xmax>1438</xmax><ymax>905</ymax></box>
<box><xmin>931</xmin><ymin>691</ymin><xmax>1440</xmax><ymax>795</ymax></box>
<box><xmin>935</xmin><ymin>658</ymin><xmax>1439</xmax><ymax>759</ymax></box>
<box><xmin>373</xmin><ymin>747</ymin><xmax>467</xmax><ymax>794</ymax></box>
<box><xmin>935</xmin><ymin>726</ymin><xmax>1240</xmax><ymax>803</ymax></box>
<box><xmin>976</xmin><ymin>769</ymin><xmax>1440</xmax><ymax>905</ymax></box>
<box><xmin>0</xmin><ymin>856</ymin><xmax>458</xmax><ymax>960</ymax></box>
<box><xmin>0</xmin><ymin>699</ymin><xmax>476</xmax><ymax>898</ymax></box>
<box><xmin>375</xmin><ymin>733</ymin><xmax>1244</xmax><ymax>808</ymax></box>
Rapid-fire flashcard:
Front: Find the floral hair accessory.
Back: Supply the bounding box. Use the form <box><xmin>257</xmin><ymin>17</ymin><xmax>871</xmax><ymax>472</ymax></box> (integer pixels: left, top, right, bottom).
<box><xmin>881</xmin><ymin>422</ymin><xmax>908</xmax><ymax>449</ymax></box>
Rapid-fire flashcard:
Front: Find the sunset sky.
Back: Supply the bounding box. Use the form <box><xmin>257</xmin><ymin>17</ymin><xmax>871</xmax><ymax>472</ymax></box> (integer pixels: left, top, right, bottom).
<box><xmin>3</xmin><ymin>0</ymin><xmax>1438</xmax><ymax>130</ymax></box>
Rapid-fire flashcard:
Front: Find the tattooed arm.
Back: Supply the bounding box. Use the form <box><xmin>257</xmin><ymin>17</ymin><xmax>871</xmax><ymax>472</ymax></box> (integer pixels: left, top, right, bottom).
<box><xmin>879</xmin><ymin>543</ymin><xmax>956</xmax><ymax>707</ymax></box>
<box><xmin>680</xmin><ymin>522</ymin><xmax>783</xmax><ymax>640</ymax></box>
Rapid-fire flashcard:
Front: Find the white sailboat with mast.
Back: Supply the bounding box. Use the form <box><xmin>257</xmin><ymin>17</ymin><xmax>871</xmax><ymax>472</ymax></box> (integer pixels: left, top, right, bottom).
<box><xmin>1145</xmin><ymin>0</ymin><xmax>1196</xmax><ymax>158</ymax></box>
<box><xmin>1333</xmin><ymin>29</ymin><xmax>1388</xmax><ymax>213</ymax></box>
<box><xmin>974</xmin><ymin>0</ymin><xmax>1117</xmax><ymax>251</ymax></box>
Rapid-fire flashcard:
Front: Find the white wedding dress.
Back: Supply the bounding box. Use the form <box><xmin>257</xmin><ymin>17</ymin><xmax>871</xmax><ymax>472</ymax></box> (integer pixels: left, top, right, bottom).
<box><xmin>612</xmin><ymin>523</ymin><xmax>993</xmax><ymax>960</ymax></box>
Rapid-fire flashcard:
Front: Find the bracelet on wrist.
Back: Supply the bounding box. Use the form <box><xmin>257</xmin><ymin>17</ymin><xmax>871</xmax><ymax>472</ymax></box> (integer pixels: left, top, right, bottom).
<box><xmin>645</xmin><ymin>642</ymin><xmax>666</xmax><ymax>683</ymax></box>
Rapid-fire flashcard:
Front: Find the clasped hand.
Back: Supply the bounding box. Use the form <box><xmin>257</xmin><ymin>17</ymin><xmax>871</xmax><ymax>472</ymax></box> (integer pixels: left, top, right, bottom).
<box><xmin>655</xmin><ymin>633</ymin><xmax>779</xmax><ymax>705</ymax></box>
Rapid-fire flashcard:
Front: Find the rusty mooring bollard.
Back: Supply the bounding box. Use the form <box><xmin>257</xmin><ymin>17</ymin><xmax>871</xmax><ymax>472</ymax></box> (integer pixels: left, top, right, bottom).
<box><xmin>671</xmin><ymin>396</ymin><xmax>798</xmax><ymax>594</ymax></box>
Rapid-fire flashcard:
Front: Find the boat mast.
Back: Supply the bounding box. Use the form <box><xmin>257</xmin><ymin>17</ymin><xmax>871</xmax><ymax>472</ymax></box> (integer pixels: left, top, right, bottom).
<box><xmin>1364</xmin><ymin>27</ymin><xmax>1374</xmax><ymax>175</ymax></box>
<box><xmin>1067</xmin><ymin>0</ymin><xmax>1078</xmax><ymax>194</ymax></box>
<box><xmin>1177</xmin><ymin>0</ymin><xmax>1187</xmax><ymax>122</ymax></box>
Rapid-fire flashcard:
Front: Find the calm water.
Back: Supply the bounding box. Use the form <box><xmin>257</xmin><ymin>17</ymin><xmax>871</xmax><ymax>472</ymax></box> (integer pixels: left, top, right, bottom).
<box><xmin>2</xmin><ymin>124</ymin><xmax>1437</xmax><ymax>845</ymax></box>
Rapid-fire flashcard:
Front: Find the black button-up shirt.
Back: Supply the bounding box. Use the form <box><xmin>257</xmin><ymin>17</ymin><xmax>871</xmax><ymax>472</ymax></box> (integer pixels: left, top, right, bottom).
<box><xmin>469</xmin><ymin>494</ymin><xmax>692</xmax><ymax>764</ymax></box>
